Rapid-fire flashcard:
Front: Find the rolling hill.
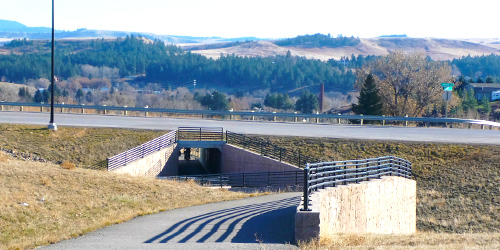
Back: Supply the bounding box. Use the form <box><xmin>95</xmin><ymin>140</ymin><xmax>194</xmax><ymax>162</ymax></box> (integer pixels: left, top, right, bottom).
<box><xmin>1</xmin><ymin>19</ymin><xmax>500</xmax><ymax>62</ymax></box>
<box><xmin>187</xmin><ymin>38</ymin><xmax>500</xmax><ymax>61</ymax></box>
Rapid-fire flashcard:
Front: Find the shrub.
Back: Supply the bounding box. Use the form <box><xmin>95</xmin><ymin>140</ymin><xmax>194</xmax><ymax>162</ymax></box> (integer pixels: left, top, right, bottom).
<box><xmin>0</xmin><ymin>152</ymin><xmax>8</xmax><ymax>162</ymax></box>
<box><xmin>60</xmin><ymin>161</ymin><xmax>76</xmax><ymax>170</ymax></box>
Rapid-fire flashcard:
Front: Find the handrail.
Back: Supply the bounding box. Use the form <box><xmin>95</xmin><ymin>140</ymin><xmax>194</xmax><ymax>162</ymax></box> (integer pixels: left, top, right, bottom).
<box><xmin>2</xmin><ymin>101</ymin><xmax>500</xmax><ymax>128</ymax></box>
<box><xmin>107</xmin><ymin>131</ymin><xmax>177</xmax><ymax>171</ymax></box>
<box><xmin>301</xmin><ymin>156</ymin><xmax>412</xmax><ymax>211</ymax></box>
<box><xmin>158</xmin><ymin>170</ymin><xmax>303</xmax><ymax>188</ymax></box>
<box><xmin>225</xmin><ymin>131</ymin><xmax>320</xmax><ymax>168</ymax></box>
<box><xmin>177</xmin><ymin>127</ymin><xmax>224</xmax><ymax>141</ymax></box>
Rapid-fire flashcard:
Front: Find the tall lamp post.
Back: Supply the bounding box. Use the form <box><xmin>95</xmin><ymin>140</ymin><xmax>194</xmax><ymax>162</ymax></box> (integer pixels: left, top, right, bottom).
<box><xmin>48</xmin><ymin>0</ymin><xmax>57</xmax><ymax>130</ymax></box>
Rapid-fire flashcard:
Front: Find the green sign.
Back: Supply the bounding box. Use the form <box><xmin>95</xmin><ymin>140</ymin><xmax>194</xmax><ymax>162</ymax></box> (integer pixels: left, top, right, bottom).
<box><xmin>443</xmin><ymin>86</ymin><xmax>453</xmax><ymax>91</ymax></box>
<box><xmin>441</xmin><ymin>83</ymin><xmax>454</xmax><ymax>87</ymax></box>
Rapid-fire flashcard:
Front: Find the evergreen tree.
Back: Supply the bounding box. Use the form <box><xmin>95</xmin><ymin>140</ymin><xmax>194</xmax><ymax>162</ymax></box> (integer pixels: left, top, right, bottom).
<box><xmin>485</xmin><ymin>76</ymin><xmax>494</xmax><ymax>83</ymax></box>
<box><xmin>199</xmin><ymin>91</ymin><xmax>229</xmax><ymax>111</ymax></box>
<box><xmin>351</xmin><ymin>74</ymin><xmax>382</xmax><ymax>115</ymax></box>
<box><xmin>462</xmin><ymin>88</ymin><xmax>478</xmax><ymax>112</ymax></box>
<box><xmin>34</xmin><ymin>89</ymin><xmax>43</xmax><ymax>103</ymax></box>
<box><xmin>86</xmin><ymin>91</ymin><xmax>93</xmax><ymax>103</ymax></box>
<box><xmin>295</xmin><ymin>89</ymin><xmax>318</xmax><ymax>113</ymax></box>
<box><xmin>480</xmin><ymin>95</ymin><xmax>491</xmax><ymax>114</ymax></box>
<box><xmin>42</xmin><ymin>89</ymin><xmax>50</xmax><ymax>103</ymax></box>
<box><xmin>18</xmin><ymin>87</ymin><xmax>32</xmax><ymax>101</ymax></box>
<box><xmin>75</xmin><ymin>89</ymin><xmax>84</xmax><ymax>101</ymax></box>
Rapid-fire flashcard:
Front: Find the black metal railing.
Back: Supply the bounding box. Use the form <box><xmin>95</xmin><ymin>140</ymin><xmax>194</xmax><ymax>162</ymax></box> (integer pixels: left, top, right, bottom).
<box><xmin>177</xmin><ymin>127</ymin><xmax>224</xmax><ymax>141</ymax></box>
<box><xmin>301</xmin><ymin>156</ymin><xmax>412</xmax><ymax>211</ymax></box>
<box><xmin>159</xmin><ymin>170</ymin><xmax>303</xmax><ymax>188</ymax></box>
<box><xmin>107</xmin><ymin>131</ymin><xmax>177</xmax><ymax>171</ymax></box>
<box><xmin>225</xmin><ymin>131</ymin><xmax>319</xmax><ymax>168</ymax></box>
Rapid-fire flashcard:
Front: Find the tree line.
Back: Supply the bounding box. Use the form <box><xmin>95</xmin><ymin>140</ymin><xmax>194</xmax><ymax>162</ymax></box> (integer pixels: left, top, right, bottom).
<box><xmin>274</xmin><ymin>34</ymin><xmax>361</xmax><ymax>48</ymax></box>
<box><xmin>0</xmin><ymin>35</ymin><xmax>357</xmax><ymax>93</ymax></box>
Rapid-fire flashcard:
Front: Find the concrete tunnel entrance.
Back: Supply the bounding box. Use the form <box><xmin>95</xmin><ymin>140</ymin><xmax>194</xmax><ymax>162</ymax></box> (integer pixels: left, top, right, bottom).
<box><xmin>177</xmin><ymin>142</ymin><xmax>224</xmax><ymax>176</ymax></box>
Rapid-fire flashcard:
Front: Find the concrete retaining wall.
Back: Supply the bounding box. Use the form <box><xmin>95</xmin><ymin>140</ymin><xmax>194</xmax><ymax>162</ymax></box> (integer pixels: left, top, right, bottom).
<box><xmin>111</xmin><ymin>144</ymin><xmax>179</xmax><ymax>177</ymax></box>
<box><xmin>296</xmin><ymin>176</ymin><xmax>416</xmax><ymax>241</ymax></box>
<box><xmin>221</xmin><ymin>144</ymin><xmax>300</xmax><ymax>173</ymax></box>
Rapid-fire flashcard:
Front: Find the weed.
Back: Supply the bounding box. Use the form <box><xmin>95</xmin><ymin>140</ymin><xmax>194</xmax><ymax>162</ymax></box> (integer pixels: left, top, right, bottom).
<box><xmin>0</xmin><ymin>152</ymin><xmax>8</xmax><ymax>162</ymax></box>
<box><xmin>60</xmin><ymin>161</ymin><xmax>76</xmax><ymax>170</ymax></box>
<box><xmin>40</xmin><ymin>177</ymin><xmax>52</xmax><ymax>186</ymax></box>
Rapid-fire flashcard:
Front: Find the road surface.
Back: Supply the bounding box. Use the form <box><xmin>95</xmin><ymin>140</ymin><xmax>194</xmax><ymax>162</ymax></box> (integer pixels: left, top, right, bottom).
<box><xmin>40</xmin><ymin>192</ymin><xmax>300</xmax><ymax>250</ymax></box>
<box><xmin>1</xmin><ymin>111</ymin><xmax>499</xmax><ymax>145</ymax></box>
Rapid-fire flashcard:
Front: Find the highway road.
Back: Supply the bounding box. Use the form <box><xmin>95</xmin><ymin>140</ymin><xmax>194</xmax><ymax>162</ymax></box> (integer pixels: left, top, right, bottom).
<box><xmin>1</xmin><ymin>111</ymin><xmax>500</xmax><ymax>145</ymax></box>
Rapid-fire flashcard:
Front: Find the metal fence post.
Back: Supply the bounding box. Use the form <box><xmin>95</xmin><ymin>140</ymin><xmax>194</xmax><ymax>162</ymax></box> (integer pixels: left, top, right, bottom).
<box><xmin>301</xmin><ymin>165</ymin><xmax>311</xmax><ymax>211</ymax></box>
<box><xmin>242</xmin><ymin>173</ymin><xmax>246</xmax><ymax>187</ymax></box>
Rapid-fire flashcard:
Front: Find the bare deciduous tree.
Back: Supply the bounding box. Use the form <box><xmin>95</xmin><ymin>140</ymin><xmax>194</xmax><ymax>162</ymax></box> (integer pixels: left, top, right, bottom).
<box><xmin>361</xmin><ymin>51</ymin><xmax>452</xmax><ymax>117</ymax></box>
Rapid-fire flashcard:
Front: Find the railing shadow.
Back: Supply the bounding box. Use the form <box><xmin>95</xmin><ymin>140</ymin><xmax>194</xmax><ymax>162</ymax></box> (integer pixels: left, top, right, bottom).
<box><xmin>144</xmin><ymin>196</ymin><xmax>300</xmax><ymax>244</ymax></box>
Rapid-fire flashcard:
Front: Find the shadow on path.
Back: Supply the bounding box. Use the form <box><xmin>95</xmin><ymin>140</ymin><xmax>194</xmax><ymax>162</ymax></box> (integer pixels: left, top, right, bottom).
<box><xmin>144</xmin><ymin>196</ymin><xmax>300</xmax><ymax>244</ymax></box>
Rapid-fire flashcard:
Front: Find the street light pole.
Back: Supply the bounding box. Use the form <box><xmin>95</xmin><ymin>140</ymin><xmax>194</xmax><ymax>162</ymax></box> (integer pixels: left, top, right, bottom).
<box><xmin>48</xmin><ymin>0</ymin><xmax>57</xmax><ymax>130</ymax></box>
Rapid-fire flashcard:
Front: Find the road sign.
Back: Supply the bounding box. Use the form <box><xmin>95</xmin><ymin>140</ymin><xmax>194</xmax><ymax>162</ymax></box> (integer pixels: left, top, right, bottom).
<box><xmin>443</xmin><ymin>86</ymin><xmax>453</xmax><ymax>91</ymax></box>
<box><xmin>443</xmin><ymin>91</ymin><xmax>452</xmax><ymax>101</ymax></box>
<box><xmin>441</xmin><ymin>83</ymin><xmax>454</xmax><ymax>87</ymax></box>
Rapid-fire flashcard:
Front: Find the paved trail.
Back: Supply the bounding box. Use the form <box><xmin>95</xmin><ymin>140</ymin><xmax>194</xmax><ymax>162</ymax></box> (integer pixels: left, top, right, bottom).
<box><xmin>40</xmin><ymin>193</ymin><xmax>301</xmax><ymax>250</ymax></box>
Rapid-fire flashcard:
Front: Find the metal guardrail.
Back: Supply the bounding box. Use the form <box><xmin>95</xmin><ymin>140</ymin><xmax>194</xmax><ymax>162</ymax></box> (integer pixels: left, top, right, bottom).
<box><xmin>177</xmin><ymin>127</ymin><xmax>224</xmax><ymax>141</ymax></box>
<box><xmin>301</xmin><ymin>156</ymin><xmax>412</xmax><ymax>211</ymax></box>
<box><xmin>2</xmin><ymin>101</ymin><xmax>500</xmax><ymax>129</ymax></box>
<box><xmin>107</xmin><ymin>131</ymin><xmax>176</xmax><ymax>171</ymax></box>
<box><xmin>159</xmin><ymin>170</ymin><xmax>303</xmax><ymax>188</ymax></box>
<box><xmin>225</xmin><ymin>131</ymin><xmax>319</xmax><ymax>168</ymax></box>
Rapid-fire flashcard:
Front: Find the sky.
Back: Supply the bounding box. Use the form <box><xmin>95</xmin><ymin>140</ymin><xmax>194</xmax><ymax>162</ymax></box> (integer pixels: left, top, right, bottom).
<box><xmin>1</xmin><ymin>0</ymin><xmax>499</xmax><ymax>39</ymax></box>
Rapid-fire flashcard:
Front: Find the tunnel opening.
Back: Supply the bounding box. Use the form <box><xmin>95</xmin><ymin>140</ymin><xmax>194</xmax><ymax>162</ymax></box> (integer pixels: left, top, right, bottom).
<box><xmin>178</xmin><ymin>147</ymin><xmax>222</xmax><ymax>175</ymax></box>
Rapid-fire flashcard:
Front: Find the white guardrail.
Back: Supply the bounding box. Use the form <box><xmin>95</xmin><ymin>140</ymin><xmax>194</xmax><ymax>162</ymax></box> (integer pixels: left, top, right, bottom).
<box><xmin>1</xmin><ymin>101</ymin><xmax>500</xmax><ymax>129</ymax></box>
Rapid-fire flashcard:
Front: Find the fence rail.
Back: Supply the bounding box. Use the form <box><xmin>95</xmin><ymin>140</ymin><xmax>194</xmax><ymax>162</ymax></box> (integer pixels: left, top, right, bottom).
<box><xmin>107</xmin><ymin>131</ymin><xmax>177</xmax><ymax>171</ymax></box>
<box><xmin>2</xmin><ymin>101</ymin><xmax>500</xmax><ymax>129</ymax></box>
<box><xmin>159</xmin><ymin>170</ymin><xmax>303</xmax><ymax>188</ymax></box>
<box><xmin>301</xmin><ymin>156</ymin><xmax>412</xmax><ymax>211</ymax></box>
<box><xmin>177</xmin><ymin>127</ymin><xmax>224</xmax><ymax>141</ymax></box>
<box><xmin>226</xmin><ymin>131</ymin><xmax>319</xmax><ymax>168</ymax></box>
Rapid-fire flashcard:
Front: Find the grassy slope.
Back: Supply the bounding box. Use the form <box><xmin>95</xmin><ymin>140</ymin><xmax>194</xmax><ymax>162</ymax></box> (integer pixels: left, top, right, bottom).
<box><xmin>0</xmin><ymin>156</ymin><xmax>250</xmax><ymax>249</ymax></box>
<box><xmin>0</xmin><ymin>124</ymin><xmax>168</xmax><ymax>168</ymax></box>
<box><xmin>257</xmin><ymin>135</ymin><xmax>500</xmax><ymax>233</ymax></box>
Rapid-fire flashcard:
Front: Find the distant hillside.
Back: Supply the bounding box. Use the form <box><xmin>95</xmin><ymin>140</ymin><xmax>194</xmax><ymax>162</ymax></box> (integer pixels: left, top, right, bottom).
<box><xmin>0</xmin><ymin>19</ymin><xmax>51</xmax><ymax>33</ymax></box>
<box><xmin>0</xmin><ymin>19</ymin><xmax>263</xmax><ymax>45</ymax></box>
<box><xmin>190</xmin><ymin>37</ymin><xmax>500</xmax><ymax>61</ymax></box>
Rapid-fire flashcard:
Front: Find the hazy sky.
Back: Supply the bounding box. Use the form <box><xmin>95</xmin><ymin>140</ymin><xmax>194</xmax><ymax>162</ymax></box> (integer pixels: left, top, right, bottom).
<box><xmin>1</xmin><ymin>0</ymin><xmax>498</xmax><ymax>39</ymax></box>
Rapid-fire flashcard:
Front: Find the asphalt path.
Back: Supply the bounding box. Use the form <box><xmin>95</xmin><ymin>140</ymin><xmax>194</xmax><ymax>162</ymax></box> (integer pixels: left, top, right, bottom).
<box><xmin>1</xmin><ymin>111</ymin><xmax>500</xmax><ymax>145</ymax></box>
<box><xmin>40</xmin><ymin>192</ymin><xmax>300</xmax><ymax>250</ymax></box>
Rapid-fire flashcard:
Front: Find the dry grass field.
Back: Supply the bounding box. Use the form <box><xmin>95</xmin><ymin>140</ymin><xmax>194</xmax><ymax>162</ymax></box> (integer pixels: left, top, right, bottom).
<box><xmin>0</xmin><ymin>124</ymin><xmax>168</xmax><ymax>168</ymax></box>
<box><xmin>1</xmin><ymin>124</ymin><xmax>500</xmax><ymax>249</ymax></box>
<box><xmin>298</xmin><ymin>233</ymin><xmax>500</xmax><ymax>249</ymax></box>
<box><xmin>251</xmin><ymin>135</ymin><xmax>500</xmax><ymax>249</ymax></box>
<box><xmin>190</xmin><ymin>38</ymin><xmax>500</xmax><ymax>61</ymax></box>
<box><xmin>0</xmin><ymin>153</ymin><xmax>250</xmax><ymax>249</ymax></box>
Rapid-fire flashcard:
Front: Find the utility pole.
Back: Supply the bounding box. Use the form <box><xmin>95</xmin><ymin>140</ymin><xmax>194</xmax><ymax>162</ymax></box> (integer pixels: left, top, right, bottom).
<box><xmin>48</xmin><ymin>0</ymin><xmax>57</xmax><ymax>130</ymax></box>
